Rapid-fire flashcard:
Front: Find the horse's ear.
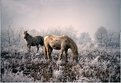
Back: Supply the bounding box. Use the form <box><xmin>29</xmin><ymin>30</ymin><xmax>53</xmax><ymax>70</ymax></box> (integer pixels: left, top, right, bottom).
<box><xmin>24</xmin><ymin>31</ymin><xmax>28</xmax><ymax>34</ymax></box>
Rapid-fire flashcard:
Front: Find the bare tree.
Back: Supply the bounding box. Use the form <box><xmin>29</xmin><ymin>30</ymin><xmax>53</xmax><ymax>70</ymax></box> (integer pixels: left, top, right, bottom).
<box><xmin>63</xmin><ymin>26</ymin><xmax>77</xmax><ymax>42</ymax></box>
<box><xmin>95</xmin><ymin>26</ymin><xmax>108</xmax><ymax>47</ymax></box>
<box><xmin>79</xmin><ymin>32</ymin><xmax>91</xmax><ymax>44</ymax></box>
<box><xmin>109</xmin><ymin>32</ymin><xmax>120</xmax><ymax>48</ymax></box>
<box><xmin>1</xmin><ymin>26</ymin><xmax>24</xmax><ymax>48</ymax></box>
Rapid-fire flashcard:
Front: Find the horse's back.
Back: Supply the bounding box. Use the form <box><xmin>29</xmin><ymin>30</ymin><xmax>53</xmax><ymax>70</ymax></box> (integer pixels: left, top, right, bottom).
<box><xmin>44</xmin><ymin>35</ymin><xmax>66</xmax><ymax>44</ymax></box>
<box><xmin>44</xmin><ymin>35</ymin><xmax>64</xmax><ymax>49</ymax></box>
<box><xmin>33</xmin><ymin>36</ymin><xmax>44</xmax><ymax>46</ymax></box>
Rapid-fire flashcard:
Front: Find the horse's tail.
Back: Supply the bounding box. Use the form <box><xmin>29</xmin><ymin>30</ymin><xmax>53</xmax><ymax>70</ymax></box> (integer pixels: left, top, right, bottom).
<box><xmin>38</xmin><ymin>36</ymin><xmax>44</xmax><ymax>46</ymax></box>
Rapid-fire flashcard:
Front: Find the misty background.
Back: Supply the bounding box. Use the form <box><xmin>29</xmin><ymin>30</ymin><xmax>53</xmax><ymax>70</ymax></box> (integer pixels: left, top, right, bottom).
<box><xmin>1</xmin><ymin>0</ymin><xmax>120</xmax><ymax>37</ymax></box>
<box><xmin>1</xmin><ymin>0</ymin><xmax>120</xmax><ymax>49</ymax></box>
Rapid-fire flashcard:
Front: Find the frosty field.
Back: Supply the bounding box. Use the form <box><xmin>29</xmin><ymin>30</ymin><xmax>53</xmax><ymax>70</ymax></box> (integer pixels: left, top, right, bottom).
<box><xmin>1</xmin><ymin>45</ymin><xmax>120</xmax><ymax>82</ymax></box>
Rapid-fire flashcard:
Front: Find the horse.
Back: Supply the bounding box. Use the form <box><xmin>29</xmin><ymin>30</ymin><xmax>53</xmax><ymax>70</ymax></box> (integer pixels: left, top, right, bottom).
<box><xmin>24</xmin><ymin>31</ymin><xmax>44</xmax><ymax>52</ymax></box>
<box><xmin>44</xmin><ymin>35</ymin><xmax>78</xmax><ymax>63</ymax></box>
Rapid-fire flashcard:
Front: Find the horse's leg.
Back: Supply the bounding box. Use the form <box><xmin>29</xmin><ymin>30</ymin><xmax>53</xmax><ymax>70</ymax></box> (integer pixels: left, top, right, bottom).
<box><xmin>27</xmin><ymin>44</ymin><xmax>31</xmax><ymax>52</ymax></box>
<box><xmin>48</xmin><ymin>47</ymin><xmax>53</xmax><ymax>60</ymax></box>
<box><xmin>59</xmin><ymin>48</ymin><xmax>64</xmax><ymax>60</ymax></box>
<box><xmin>44</xmin><ymin>46</ymin><xmax>47</xmax><ymax>59</ymax></box>
<box><xmin>59</xmin><ymin>42</ymin><xmax>65</xmax><ymax>60</ymax></box>
<box><xmin>59</xmin><ymin>51</ymin><xmax>63</xmax><ymax>60</ymax></box>
<box><xmin>65</xmin><ymin>49</ymin><xmax>68</xmax><ymax>62</ymax></box>
<box><xmin>36</xmin><ymin>45</ymin><xmax>39</xmax><ymax>53</ymax></box>
<box><xmin>44</xmin><ymin>43</ymin><xmax>51</xmax><ymax>60</ymax></box>
<box><xmin>46</xmin><ymin>46</ymin><xmax>50</xmax><ymax>59</ymax></box>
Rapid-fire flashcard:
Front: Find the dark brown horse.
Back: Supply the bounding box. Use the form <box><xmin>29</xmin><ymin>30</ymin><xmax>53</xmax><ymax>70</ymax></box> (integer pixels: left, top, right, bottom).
<box><xmin>24</xmin><ymin>31</ymin><xmax>44</xmax><ymax>52</ymax></box>
<box><xmin>44</xmin><ymin>35</ymin><xmax>78</xmax><ymax>62</ymax></box>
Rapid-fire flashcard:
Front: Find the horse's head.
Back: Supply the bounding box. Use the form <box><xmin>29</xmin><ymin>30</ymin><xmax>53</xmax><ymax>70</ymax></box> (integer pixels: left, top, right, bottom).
<box><xmin>24</xmin><ymin>31</ymin><xmax>28</xmax><ymax>39</ymax></box>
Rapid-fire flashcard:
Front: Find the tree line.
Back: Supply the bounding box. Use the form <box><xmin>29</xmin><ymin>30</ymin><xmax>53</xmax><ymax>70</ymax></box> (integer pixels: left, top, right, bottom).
<box><xmin>1</xmin><ymin>26</ymin><xmax>120</xmax><ymax>49</ymax></box>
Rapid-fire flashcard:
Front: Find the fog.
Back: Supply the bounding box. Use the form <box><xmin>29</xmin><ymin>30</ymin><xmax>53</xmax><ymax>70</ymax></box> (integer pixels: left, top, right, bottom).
<box><xmin>1</xmin><ymin>0</ymin><xmax>120</xmax><ymax>38</ymax></box>
<box><xmin>1</xmin><ymin>0</ymin><xmax>121</xmax><ymax>82</ymax></box>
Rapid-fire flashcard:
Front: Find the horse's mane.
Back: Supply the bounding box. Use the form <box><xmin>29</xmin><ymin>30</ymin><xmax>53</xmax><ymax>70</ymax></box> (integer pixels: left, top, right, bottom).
<box><xmin>26</xmin><ymin>33</ymin><xmax>33</xmax><ymax>38</ymax></box>
<box><xmin>25</xmin><ymin>33</ymin><xmax>33</xmax><ymax>42</ymax></box>
<box><xmin>66</xmin><ymin>36</ymin><xmax>78</xmax><ymax>55</ymax></box>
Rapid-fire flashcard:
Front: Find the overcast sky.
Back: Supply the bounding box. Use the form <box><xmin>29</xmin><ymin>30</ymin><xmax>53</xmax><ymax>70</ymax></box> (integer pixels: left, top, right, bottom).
<box><xmin>1</xmin><ymin>0</ymin><xmax>121</xmax><ymax>38</ymax></box>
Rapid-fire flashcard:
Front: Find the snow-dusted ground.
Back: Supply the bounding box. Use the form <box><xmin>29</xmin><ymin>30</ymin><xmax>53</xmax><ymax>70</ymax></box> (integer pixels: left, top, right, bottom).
<box><xmin>1</xmin><ymin>46</ymin><xmax>120</xmax><ymax>82</ymax></box>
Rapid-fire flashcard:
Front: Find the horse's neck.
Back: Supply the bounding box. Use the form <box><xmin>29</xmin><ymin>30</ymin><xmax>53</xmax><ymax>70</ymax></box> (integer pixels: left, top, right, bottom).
<box><xmin>26</xmin><ymin>35</ymin><xmax>33</xmax><ymax>41</ymax></box>
<box><xmin>70</xmin><ymin>40</ymin><xmax>78</xmax><ymax>55</ymax></box>
<box><xmin>70</xmin><ymin>44</ymin><xmax>76</xmax><ymax>50</ymax></box>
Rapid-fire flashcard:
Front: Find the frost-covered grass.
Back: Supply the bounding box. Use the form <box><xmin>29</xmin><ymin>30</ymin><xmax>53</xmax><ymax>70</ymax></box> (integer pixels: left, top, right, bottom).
<box><xmin>78</xmin><ymin>48</ymin><xmax>120</xmax><ymax>82</ymax></box>
<box><xmin>1</xmin><ymin>46</ymin><xmax>120</xmax><ymax>82</ymax></box>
